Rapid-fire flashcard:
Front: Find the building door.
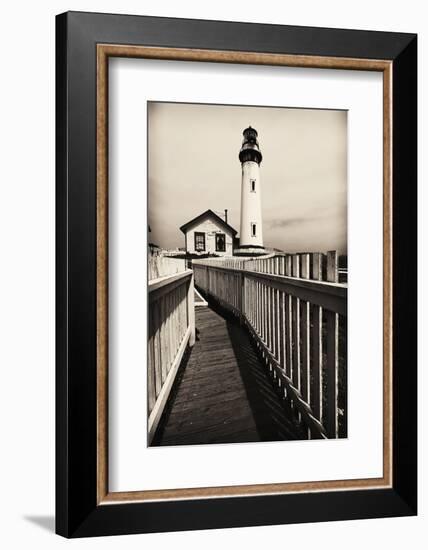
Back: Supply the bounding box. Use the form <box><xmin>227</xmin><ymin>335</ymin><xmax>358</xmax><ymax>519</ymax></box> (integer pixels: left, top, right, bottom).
<box><xmin>215</xmin><ymin>233</ymin><xmax>226</xmax><ymax>252</ymax></box>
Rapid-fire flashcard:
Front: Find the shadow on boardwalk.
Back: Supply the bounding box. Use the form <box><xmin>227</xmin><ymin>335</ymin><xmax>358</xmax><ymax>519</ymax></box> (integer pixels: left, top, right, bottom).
<box><xmin>152</xmin><ymin>300</ymin><xmax>305</xmax><ymax>446</ymax></box>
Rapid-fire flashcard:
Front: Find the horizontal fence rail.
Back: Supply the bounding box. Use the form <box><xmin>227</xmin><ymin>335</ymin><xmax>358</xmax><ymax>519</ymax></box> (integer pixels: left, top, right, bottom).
<box><xmin>148</xmin><ymin>269</ymin><xmax>195</xmax><ymax>443</ymax></box>
<box><xmin>193</xmin><ymin>252</ymin><xmax>347</xmax><ymax>439</ymax></box>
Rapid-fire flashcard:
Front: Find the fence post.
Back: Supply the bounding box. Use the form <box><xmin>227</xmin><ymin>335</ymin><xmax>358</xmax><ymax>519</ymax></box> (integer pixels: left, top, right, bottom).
<box><xmin>300</xmin><ymin>254</ymin><xmax>311</xmax><ymax>416</ymax></box>
<box><xmin>325</xmin><ymin>251</ymin><xmax>339</xmax><ymax>438</ymax></box>
<box><xmin>240</xmin><ymin>271</ymin><xmax>246</xmax><ymax>324</ymax></box>
<box><xmin>187</xmin><ymin>272</ymin><xmax>196</xmax><ymax>347</ymax></box>
<box><xmin>311</xmin><ymin>253</ymin><xmax>324</xmax><ymax>431</ymax></box>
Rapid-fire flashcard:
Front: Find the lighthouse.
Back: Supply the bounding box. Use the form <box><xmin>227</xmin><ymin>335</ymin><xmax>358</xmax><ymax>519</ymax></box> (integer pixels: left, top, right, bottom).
<box><xmin>235</xmin><ymin>126</ymin><xmax>266</xmax><ymax>256</ymax></box>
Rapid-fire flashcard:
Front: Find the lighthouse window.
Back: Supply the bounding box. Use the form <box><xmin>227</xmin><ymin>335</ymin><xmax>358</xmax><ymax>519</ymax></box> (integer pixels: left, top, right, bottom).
<box><xmin>194</xmin><ymin>232</ymin><xmax>205</xmax><ymax>252</ymax></box>
<box><xmin>215</xmin><ymin>233</ymin><xmax>226</xmax><ymax>252</ymax></box>
<box><xmin>251</xmin><ymin>223</ymin><xmax>257</xmax><ymax>237</ymax></box>
<box><xmin>250</xmin><ymin>179</ymin><xmax>256</xmax><ymax>192</ymax></box>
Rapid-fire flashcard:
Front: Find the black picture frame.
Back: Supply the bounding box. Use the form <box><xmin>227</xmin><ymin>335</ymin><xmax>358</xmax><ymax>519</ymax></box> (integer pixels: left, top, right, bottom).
<box><xmin>56</xmin><ymin>11</ymin><xmax>417</xmax><ymax>538</ymax></box>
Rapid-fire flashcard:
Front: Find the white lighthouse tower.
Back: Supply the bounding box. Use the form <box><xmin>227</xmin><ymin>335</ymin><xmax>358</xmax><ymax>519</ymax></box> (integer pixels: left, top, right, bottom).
<box><xmin>235</xmin><ymin>126</ymin><xmax>266</xmax><ymax>256</ymax></box>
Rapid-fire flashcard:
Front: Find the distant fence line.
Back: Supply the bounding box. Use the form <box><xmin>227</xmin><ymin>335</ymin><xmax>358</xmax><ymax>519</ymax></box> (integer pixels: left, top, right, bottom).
<box><xmin>148</xmin><ymin>253</ymin><xmax>187</xmax><ymax>281</ymax></box>
<box><xmin>192</xmin><ymin>251</ymin><xmax>347</xmax><ymax>439</ymax></box>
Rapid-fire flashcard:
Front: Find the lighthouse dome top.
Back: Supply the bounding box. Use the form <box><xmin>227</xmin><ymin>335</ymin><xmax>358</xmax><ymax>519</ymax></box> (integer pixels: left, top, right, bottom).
<box><xmin>243</xmin><ymin>126</ymin><xmax>258</xmax><ymax>138</ymax></box>
<box><xmin>239</xmin><ymin>126</ymin><xmax>262</xmax><ymax>165</ymax></box>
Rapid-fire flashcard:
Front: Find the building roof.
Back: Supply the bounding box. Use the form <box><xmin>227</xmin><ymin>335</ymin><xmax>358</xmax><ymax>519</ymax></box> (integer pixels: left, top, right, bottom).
<box><xmin>179</xmin><ymin>209</ymin><xmax>238</xmax><ymax>236</ymax></box>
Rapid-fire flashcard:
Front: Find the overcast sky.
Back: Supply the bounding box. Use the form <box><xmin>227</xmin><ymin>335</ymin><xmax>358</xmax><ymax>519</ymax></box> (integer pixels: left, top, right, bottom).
<box><xmin>148</xmin><ymin>102</ymin><xmax>347</xmax><ymax>254</ymax></box>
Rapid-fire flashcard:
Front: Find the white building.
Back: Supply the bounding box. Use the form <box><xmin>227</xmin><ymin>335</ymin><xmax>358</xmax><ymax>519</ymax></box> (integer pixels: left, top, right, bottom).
<box><xmin>180</xmin><ymin>209</ymin><xmax>237</xmax><ymax>256</ymax></box>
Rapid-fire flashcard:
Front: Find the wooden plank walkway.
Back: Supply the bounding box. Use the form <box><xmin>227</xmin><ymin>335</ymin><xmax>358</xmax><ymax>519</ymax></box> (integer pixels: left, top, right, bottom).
<box><xmin>152</xmin><ymin>303</ymin><xmax>305</xmax><ymax>446</ymax></box>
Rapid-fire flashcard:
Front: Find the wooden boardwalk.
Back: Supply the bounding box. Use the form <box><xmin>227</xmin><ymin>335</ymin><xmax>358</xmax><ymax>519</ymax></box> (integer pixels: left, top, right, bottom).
<box><xmin>152</xmin><ymin>302</ymin><xmax>305</xmax><ymax>446</ymax></box>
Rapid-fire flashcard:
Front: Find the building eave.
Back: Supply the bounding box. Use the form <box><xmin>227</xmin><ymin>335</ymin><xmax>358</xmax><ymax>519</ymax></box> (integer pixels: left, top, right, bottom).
<box><xmin>179</xmin><ymin>209</ymin><xmax>238</xmax><ymax>236</ymax></box>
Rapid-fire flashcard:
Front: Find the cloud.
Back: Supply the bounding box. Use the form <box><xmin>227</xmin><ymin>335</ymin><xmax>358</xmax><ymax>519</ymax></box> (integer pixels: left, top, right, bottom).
<box><xmin>266</xmin><ymin>217</ymin><xmax>306</xmax><ymax>229</ymax></box>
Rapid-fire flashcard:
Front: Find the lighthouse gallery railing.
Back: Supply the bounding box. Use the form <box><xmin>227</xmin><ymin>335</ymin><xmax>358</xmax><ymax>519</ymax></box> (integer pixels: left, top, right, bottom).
<box><xmin>192</xmin><ymin>252</ymin><xmax>347</xmax><ymax>439</ymax></box>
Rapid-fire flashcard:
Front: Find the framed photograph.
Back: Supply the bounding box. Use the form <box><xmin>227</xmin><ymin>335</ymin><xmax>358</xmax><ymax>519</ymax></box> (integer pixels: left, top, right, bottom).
<box><xmin>56</xmin><ymin>11</ymin><xmax>417</xmax><ymax>537</ymax></box>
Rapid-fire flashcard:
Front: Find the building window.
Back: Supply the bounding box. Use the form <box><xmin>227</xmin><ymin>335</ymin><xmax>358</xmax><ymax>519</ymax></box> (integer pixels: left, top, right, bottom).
<box><xmin>251</xmin><ymin>223</ymin><xmax>257</xmax><ymax>237</ymax></box>
<box><xmin>250</xmin><ymin>179</ymin><xmax>256</xmax><ymax>192</ymax></box>
<box><xmin>194</xmin><ymin>232</ymin><xmax>205</xmax><ymax>252</ymax></box>
<box><xmin>215</xmin><ymin>233</ymin><xmax>226</xmax><ymax>252</ymax></box>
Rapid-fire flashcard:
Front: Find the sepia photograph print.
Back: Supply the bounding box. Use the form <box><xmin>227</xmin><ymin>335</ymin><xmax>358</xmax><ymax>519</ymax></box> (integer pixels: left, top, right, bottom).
<box><xmin>147</xmin><ymin>101</ymin><xmax>347</xmax><ymax>447</ymax></box>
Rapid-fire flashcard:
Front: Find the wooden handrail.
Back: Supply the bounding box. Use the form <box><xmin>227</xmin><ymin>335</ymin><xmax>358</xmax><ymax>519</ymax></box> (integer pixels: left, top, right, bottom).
<box><xmin>149</xmin><ymin>269</ymin><xmax>193</xmax><ymax>291</ymax></box>
<box><xmin>193</xmin><ymin>252</ymin><xmax>347</xmax><ymax>440</ymax></box>
<box><xmin>148</xmin><ymin>269</ymin><xmax>195</xmax><ymax>443</ymax></box>
<box><xmin>196</xmin><ymin>265</ymin><xmax>346</xmax><ymax>315</ymax></box>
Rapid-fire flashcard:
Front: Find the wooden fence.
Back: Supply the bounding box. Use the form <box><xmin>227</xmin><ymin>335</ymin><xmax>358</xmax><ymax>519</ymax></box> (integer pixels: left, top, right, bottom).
<box><xmin>148</xmin><ymin>253</ymin><xmax>186</xmax><ymax>281</ymax></box>
<box><xmin>192</xmin><ymin>252</ymin><xmax>347</xmax><ymax>439</ymax></box>
<box><xmin>148</xmin><ymin>267</ymin><xmax>195</xmax><ymax>443</ymax></box>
